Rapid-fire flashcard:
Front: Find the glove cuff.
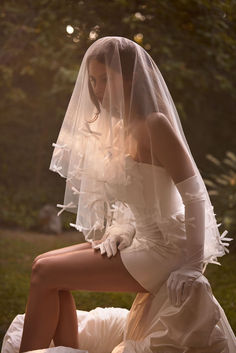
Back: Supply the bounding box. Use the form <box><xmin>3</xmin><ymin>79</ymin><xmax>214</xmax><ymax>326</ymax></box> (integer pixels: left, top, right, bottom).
<box><xmin>181</xmin><ymin>262</ymin><xmax>204</xmax><ymax>274</ymax></box>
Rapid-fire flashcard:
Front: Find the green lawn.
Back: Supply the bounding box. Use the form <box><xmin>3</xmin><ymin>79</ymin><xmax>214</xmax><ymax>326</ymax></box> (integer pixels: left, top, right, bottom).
<box><xmin>0</xmin><ymin>228</ymin><xmax>235</xmax><ymax>346</ymax></box>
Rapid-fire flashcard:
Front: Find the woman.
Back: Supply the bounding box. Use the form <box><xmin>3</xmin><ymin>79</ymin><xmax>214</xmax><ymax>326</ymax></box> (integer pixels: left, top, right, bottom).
<box><xmin>9</xmin><ymin>36</ymin><xmax>236</xmax><ymax>353</ymax></box>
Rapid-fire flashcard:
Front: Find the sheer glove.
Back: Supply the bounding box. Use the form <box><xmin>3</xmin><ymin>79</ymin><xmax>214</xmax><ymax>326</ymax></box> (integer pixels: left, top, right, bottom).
<box><xmin>92</xmin><ymin>223</ymin><xmax>136</xmax><ymax>258</ymax></box>
<box><xmin>167</xmin><ymin>174</ymin><xmax>206</xmax><ymax>307</ymax></box>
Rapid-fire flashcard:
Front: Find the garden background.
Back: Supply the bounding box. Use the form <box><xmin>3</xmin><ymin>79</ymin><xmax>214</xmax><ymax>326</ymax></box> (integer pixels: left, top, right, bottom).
<box><xmin>0</xmin><ymin>0</ymin><xmax>236</xmax><ymax>344</ymax></box>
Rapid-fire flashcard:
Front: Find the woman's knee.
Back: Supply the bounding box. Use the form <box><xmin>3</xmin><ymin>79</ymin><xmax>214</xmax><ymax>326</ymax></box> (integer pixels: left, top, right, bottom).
<box><xmin>30</xmin><ymin>255</ymin><xmax>79</xmax><ymax>290</ymax></box>
<box><xmin>31</xmin><ymin>253</ymin><xmax>50</xmax><ymax>270</ymax></box>
<box><xmin>32</xmin><ymin>255</ymin><xmax>42</xmax><ymax>267</ymax></box>
<box><xmin>31</xmin><ymin>257</ymin><xmax>45</xmax><ymax>284</ymax></box>
<box><xmin>30</xmin><ymin>257</ymin><xmax>58</xmax><ymax>289</ymax></box>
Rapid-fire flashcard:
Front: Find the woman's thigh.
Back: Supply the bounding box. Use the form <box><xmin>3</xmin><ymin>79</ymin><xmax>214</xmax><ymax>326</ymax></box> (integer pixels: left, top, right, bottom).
<box><xmin>33</xmin><ymin>242</ymin><xmax>92</xmax><ymax>264</ymax></box>
<box><xmin>32</xmin><ymin>248</ymin><xmax>149</xmax><ymax>293</ymax></box>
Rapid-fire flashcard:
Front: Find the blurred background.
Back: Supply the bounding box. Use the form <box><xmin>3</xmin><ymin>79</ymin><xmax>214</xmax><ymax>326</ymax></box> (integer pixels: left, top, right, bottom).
<box><xmin>0</xmin><ymin>0</ymin><xmax>236</xmax><ymax>343</ymax></box>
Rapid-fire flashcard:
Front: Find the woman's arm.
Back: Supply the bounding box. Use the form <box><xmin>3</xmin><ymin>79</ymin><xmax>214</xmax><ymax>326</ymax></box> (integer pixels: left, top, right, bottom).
<box><xmin>92</xmin><ymin>201</ymin><xmax>136</xmax><ymax>257</ymax></box>
<box><xmin>146</xmin><ymin>113</ymin><xmax>206</xmax><ymax>306</ymax></box>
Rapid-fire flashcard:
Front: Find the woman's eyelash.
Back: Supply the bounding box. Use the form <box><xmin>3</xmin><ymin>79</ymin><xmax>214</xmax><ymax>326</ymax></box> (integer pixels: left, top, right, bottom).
<box><xmin>89</xmin><ymin>76</ymin><xmax>107</xmax><ymax>82</ymax></box>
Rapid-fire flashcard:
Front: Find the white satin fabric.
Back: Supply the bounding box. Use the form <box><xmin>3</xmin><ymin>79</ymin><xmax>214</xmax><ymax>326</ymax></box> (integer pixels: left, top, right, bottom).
<box><xmin>1</xmin><ymin>283</ymin><xmax>235</xmax><ymax>353</ymax></box>
<box><xmin>1</xmin><ymin>307</ymin><xmax>128</xmax><ymax>353</ymax></box>
<box><xmin>1</xmin><ymin>157</ymin><xmax>235</xmax><ymax>353</ymax></box>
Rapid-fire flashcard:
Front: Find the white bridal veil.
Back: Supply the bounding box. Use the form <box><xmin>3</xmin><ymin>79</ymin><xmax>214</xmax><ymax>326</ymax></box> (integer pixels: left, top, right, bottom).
<box><xmin>49</xmin><ymin>36</ymin><xmax>230</xmax><ymax>267</ymax></box>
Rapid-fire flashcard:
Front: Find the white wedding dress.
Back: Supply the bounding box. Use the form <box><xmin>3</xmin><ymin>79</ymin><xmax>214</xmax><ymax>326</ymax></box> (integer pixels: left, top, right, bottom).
<box><xmin>1</xmin><ymin>156</ymin><xmax>236</xmax><ymax>353</ymax></box>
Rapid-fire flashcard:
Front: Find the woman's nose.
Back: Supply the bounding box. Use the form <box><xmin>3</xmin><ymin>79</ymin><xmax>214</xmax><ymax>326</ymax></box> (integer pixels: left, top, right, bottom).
<box><xmin>93</xmin><ymin>81</ymin><xmax>105</xmax><ymax>100</ymax></box>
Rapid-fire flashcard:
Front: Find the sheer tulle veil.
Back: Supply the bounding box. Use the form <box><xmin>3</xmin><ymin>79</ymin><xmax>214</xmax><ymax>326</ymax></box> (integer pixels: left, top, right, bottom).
<box><xmin>49</xmin><ymin>36</ymin><xmax>231</xmax><ymax>268</ymax></box>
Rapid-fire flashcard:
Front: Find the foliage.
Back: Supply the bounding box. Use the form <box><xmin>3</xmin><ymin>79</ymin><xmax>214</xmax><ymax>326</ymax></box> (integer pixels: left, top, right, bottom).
<box><xmin>0</xmin><ymin>183</ymin><xmax>75</xmax><ymax>231</ymax></box>
<box><xmin>204</xmin><ymin>150</ymin><xmax>236</xmax><ymax>249</ymax></box>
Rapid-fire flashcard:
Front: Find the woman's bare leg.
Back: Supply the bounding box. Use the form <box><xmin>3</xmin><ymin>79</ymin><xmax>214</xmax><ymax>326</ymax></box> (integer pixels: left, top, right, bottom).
<box><xmin>19</xmin><ymin>276</ymin><xmax>60</xmax><ymax>352</ymax></box>
<box><xmin>53</xmin><ymin>290</ymin><xmax>79</xmax><ymax>348</ymax></box>
<box><xmin>19</xmin><ymin>247</ymin><xmax>148</xmax><ymax>353</ymax></box>
<box><xmin>25</xmin><ymin>242</ymin><xmax>92</xmax><ymax>348</ymax></box>
<box><xmin>32</xmin><ymin>241</ymin><xmax>92</xmax><ymax>265</ymax></box>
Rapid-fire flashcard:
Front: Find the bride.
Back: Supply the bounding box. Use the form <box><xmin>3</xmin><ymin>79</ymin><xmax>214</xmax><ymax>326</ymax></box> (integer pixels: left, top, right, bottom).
<box><xmin>2</xmin><ymin>36</ymin><xmax>235</xmax><ymax>353</ymax></box>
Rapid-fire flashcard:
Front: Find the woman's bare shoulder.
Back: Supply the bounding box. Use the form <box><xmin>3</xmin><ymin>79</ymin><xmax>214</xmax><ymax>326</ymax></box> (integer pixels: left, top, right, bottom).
<box><xmin>145</xmin><ymin>112</ymin><xmax>177</xmax><ymax>146</ymax></box>
<box><xmin>146</xmin><ymin>112</ymin><xmax>170</xmax><ymax>129</ymax></box>
<box><xmin>145</xmin><ymin>112</ymin><xmax>195</xmax><ymax>183</ymax></box>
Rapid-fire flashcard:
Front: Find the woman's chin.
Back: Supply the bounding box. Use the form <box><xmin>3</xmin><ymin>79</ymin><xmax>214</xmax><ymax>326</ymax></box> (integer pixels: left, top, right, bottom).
<box><xmin>102</xmin><ymin>105</ymin><xmax>120</xmax><ymax>119</ymax></box>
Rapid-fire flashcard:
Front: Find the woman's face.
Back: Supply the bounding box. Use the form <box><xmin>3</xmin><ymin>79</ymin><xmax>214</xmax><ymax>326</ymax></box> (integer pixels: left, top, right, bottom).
<box><xmin>88</xmin><ymin>58</ymin><xmax>131</xmax><ymax>117</ymax></box>
<box><xmin>88</xmin><ymin>59</ymin><xmax>108</xmax><ymax>106</ymax></box>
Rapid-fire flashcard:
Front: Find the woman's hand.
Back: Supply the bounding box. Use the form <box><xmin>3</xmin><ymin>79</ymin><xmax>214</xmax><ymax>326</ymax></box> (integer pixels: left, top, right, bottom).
<box><xmin>167</xmin><ymin>267</ymin><xmax>202</xmax><ymax>307</ymax></box>
<box><xmin>92</xmin><ymin>223</ymin><xmax>136</xmax><ymax>258</ymax></box>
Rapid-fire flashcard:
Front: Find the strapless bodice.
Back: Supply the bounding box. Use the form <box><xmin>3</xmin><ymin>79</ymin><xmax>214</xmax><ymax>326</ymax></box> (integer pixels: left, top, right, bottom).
<box><xmin>105</xmin><ymin>154</ymin><xmax>184</xmax><ymax>214</ymax></box>
<box><xmin>104</xmin><ymin>155</ymin><xmax>186</xmax><ymax>248</ymax></box>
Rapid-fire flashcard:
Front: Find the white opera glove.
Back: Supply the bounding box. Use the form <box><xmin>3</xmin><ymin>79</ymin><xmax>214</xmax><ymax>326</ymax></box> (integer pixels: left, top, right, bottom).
<box><xmin>92</xmin><ymin>223</ymin><xmax>136</xmax><ymax>258</ymax></box>
<box><xmin>167</xmin><ymin>174</ymin><xmax>206</xmax><ymax>307</ymax></box>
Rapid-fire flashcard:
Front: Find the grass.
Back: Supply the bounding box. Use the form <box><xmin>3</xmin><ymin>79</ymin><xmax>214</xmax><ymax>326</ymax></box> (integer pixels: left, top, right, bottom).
<box><xmin>0</xmin><ymin>227</ymin><xmax>235</xmax><ymax>347</ymax></box>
